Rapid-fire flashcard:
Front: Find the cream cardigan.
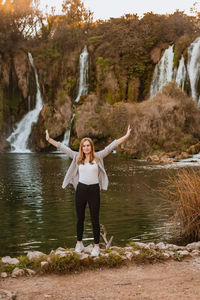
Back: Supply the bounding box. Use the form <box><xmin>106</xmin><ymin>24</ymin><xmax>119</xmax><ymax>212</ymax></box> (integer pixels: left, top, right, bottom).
<box><xmin>57</xmin><ymin>140</ymin><xmax>118</xmax><ymax>190</ymax></box>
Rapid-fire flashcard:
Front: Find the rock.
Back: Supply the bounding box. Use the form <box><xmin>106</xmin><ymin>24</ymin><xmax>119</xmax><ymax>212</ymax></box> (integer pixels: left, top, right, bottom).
<box><xmin>147</xmin><ymin>155</ymin><xmax>160</xmax><ymax>162</ymax></box>
<box><xmin>186</xmin><ymin>241</ymin><xmax>200</xmax><ymax>251</ymax></box>
<box><xmin>11</xmin><ymin>267</ymin><xmax>25</xmax><ymax>278</ymax></box>
<box><xmin>27</xmin><ymin>251</ymin><xmax>46</xmax><ymax>260</ymax></box>
<box><xmin>133</xmin><ymin>250</ymin><xmax>140</xmax><ymax>256</ymax></box>
<box><xmin>54</xmin><ymin>250</ymin><xmax>71</xmax><ymax>258</ymax></box>
<box><xmin>191</xmin><ymin>250</ymin><xmax>200</xmax><ymax>256</ymax></box>
<box><xmin>0</xmin><ymin>289</ymin><xmax>16</xmax><ymax>300</ymax></box>
<box><xmin>26</xmin><ymin>268</ymin><xmax>36</xmax><ymax>276</ymax></box>
<box><xmin>134</xmin><ymin>242</ymin><xmax>150</xmax><ymax>249</ymax></box>
<box><xmin>124</xmin><ymin>252</ymin><xmax>133</xmax><ymax>261</ymax></box>
<box><xmin>84</xmin><ymin>244</ymin><xmax>93</xmax><ymax>254</ymax></box>
<box><xmin>165</xmin><ymin>244</ymin><xmax>180</xmax><ymax>251</ymax></box>
<box><xmin>2</xmin><ymin>256</ymin><xmax>19</xmax><ymax>265</ymax></box>
<box><xmin>180</xmin><ymin>152</ymin><xmax>192</xmax><ymax>160</ymax></box>
<box><xmin>78</xmin><ymin>253</ymin><xmax>89</xmax><ymax>264</ymax></box>
<box><xmin>156</xmin><ymin>242</ymin><xmax>167</xmax><ymax>250</ymax></box>
<box><xmin>1</xmin><ymin>272</ymin><xmax>8</xmax><ymax>278</ymax></box>
<box><xmin>162</xmin><ymin>253</ymin><xmax>171</xmax><ymax>259</ymax></box>
<box><xmin>177</xmin><ymin>250</ymin><xmax>190</xmax><ymax>258</ymax></box>
<box><xmin>124</xmin><ymin>247</ymin><xmax>133</xmax><ymax>251</ymax></box>
<box><xmin>41</xmin><ymin>261</ymin><xmax>49</xmax><ymax>268</ymax></box>
<box><xmin>100</xmin><ymin>253</ymin><xmax>109</xmax><ymax>258</ymax></box>
<box><xmin>110</xmin><ymin>246</ymin><xmax>121</xmax><ymax>250</ymax></box>
<box><xmin>147</xmin><ymin>242</ymin><xmax>156</xmax><ymax>249</ymax></box>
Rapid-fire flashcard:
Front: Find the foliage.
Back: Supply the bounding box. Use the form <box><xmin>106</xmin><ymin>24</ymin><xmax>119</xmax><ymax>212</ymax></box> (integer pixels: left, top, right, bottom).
<box><xmin>161</xmin><ymin>168</ymin><xmax>200</xmax><ymax>244</ymax></box>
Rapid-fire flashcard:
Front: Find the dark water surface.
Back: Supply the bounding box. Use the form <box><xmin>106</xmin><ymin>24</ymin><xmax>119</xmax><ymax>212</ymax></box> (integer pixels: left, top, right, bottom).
<box><xmin>0</xmin><ymin>152</ymin><xmax>177</xmax><ymax>257</ymax></box>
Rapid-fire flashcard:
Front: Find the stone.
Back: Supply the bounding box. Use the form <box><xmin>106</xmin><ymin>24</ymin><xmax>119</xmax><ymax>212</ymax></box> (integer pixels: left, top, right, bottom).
<box><xmin>78</xmin><ymin>253</ymin><xmax>89</xmax><ymax>264</ymax></box>
<box><xmin>177</xmin><ymin>250</ymin><xmax>190</xmax><ymax>258</ymax></box>
<box><xmin>124</xmin><ymin>252</ymin><xmax>133</xmax><ymax>261</ymax></box>
<box><xmin>11</xmin><ymin>267</ymin><xmax>25</xmax><ymax>278</ymax></box>
<box><xmin>191</xmin><ymin>250</ymin><xmax>200</xmax><ymax>256</ymax></box>
<box><xmin>133</xmin><ymin>250</ymin><xmax>140</xmax><ymax>256</ymax></box>
<box><xmin>54</xmin><ymin>250</ymin><xmax>71</xmax><ymax>258</ymax></box>
<box><xmin>0</xmin><ymin>289</ymin><xmax>16</xmax><ymax>300</ymax></box>
<box><xmin>27</xmin><ymin>251</ymin><xmax>46</xmax><ymax>260</ymax></box>
<box><xmin>124</xmin><ymin>247</ymin><xmax>133</xmax><ymax>251</ymax></box>
<box><xmin>163</xmin><ymin>253</ymin><xmax>171</xmax><ymax>259</ymax></box>
<box><xmin>2</xmin><ymin>256</ymin><xmax>19</xmax><ymax>265</ymax></box>
<box><xmin>41</xmin><ymin>261</ymin><xmax>48</xmax><ymax>268</ymax></box>
<box><xmin>156</xmin><ymin>242</ymin><xmax>167</xmax><ymax>250</ymax></box>
<box><xmin>26</xmin><ymin>268</ymin><xmax>36</xmax><ymax>276</ymax></box>
<box><xmin>1</xmin><ymin>272</ymin><xmax>8</xmax><ymax>278</ymax></box>
<box><xmin>110</xmin><ymin>250</ymin><xmax>120</xmax><ymax>256</ymax></box>
<box><xmin>147</xmin><ymin>242</ymin><xmax>156</xmax><ymax>249</ymax></box>
<box><xmin>100</xmin><ymin>253</ymin><xmax>109</xmax><ymax>258</ymax></box>
<box><xmin>186</xmin><ymin>241</ymin><xmax>200</xmax><ymax>251</ymax></box>
<box><xmin>134</xmin><ymin>242</ymin><xmax>150</xmax><ymax>249</ymax></box>
<box><xmin>84</xmin><ymin>244</ymin><xmax>93</xmax><ymax>254</ymax></box>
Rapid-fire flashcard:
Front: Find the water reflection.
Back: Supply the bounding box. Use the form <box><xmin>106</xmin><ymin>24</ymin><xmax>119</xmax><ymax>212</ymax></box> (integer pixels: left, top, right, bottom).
<box><xmin>0</xmin><ymin>153</ymin><xmax>193</xmax><ymax>257</ymax></box>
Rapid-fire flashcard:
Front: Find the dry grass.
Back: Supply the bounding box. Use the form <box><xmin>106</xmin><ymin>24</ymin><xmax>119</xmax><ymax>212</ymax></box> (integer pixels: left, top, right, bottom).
<box><xmin>162</xmin><ymin>168</ymin><xmax>200</xmax><ymax>244</ymax></box>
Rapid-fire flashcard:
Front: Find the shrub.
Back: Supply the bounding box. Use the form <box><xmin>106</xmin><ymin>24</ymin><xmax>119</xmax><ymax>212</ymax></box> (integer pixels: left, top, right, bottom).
<box><xmin>162</xmin><ymin>168</ymin><xmax>200</xmax><ymax>244</ymax></box>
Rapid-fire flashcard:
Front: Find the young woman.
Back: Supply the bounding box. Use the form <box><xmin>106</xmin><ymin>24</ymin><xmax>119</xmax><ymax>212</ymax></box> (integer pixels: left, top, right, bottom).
<box><xmin>45</xmin><ymin>125</ymin><xmax>131</xmax><ymax>256</ymax></box>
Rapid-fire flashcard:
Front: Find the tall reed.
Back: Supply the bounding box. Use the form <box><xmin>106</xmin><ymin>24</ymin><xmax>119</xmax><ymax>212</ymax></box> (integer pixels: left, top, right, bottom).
<box><xmin>162</xmin><ymin>168</ymin><xmax>200</xmax><ymax>244</ymax></box>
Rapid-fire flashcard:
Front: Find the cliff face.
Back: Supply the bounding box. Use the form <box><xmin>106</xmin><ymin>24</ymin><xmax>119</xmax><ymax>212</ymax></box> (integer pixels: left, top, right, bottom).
<box><xmin>1</xmin><ymin>13</ymin><xmax>200</xmax><ymax>155</ymax></box>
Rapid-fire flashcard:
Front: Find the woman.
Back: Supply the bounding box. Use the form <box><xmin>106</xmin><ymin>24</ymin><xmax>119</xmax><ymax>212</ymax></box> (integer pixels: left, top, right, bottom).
<box><xmin>45</xmin><ymin>125</ymin><xmax>131</xmax><ymax>256</ymax></box>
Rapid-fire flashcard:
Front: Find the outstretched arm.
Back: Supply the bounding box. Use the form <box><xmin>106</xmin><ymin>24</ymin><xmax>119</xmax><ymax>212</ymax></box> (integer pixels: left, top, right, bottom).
<box><xmin>45</xmin><ymin>130</ymin><xmax>58</xmax><ymax>148</ymax></box>
<box><xmin>45</xmin><ymin>130</ymin><xmax>77</xmax><ymax>159</ymax></box>
<box><xmin>116</xmin><ymin>125</ymin><xmax>132</xmax><ymax>146</ymax></box>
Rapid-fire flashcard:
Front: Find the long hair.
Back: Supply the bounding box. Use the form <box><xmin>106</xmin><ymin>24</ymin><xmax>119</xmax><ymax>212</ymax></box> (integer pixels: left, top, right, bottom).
<box><xmin>77</xmin><ymin>137</ymin><xmax>99</xmax><ymax>165</ymax></box>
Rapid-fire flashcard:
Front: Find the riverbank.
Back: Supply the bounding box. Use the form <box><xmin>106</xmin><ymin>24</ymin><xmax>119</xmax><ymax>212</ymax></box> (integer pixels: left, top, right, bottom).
<box><xmin>1</xmin><ymin>257</ymin><xmax>200</xmax><ymax>300</ymax></box>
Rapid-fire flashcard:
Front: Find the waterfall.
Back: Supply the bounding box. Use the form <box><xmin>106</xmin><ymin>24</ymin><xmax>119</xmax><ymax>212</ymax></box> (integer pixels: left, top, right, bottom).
<box><xmin>6</xmin><ymin>53</ymin><xmax>44</xmax><ymax>153</ymax></box>
<box><xmin>187</xmin><ymin>37</ymin><xmax>200</xmax><ymax>104</ymax></box>
<box><xmin>150</xmin><ymin>45</ymin><xmax>174</xmax><ymax>98</ymax></box>
<box><xmin>175</xmin><ymin>55</ymin><xmax>186</xmax><ymax>90</ymax></box>
<box><xmin>75</xmin><ymin>46</ymin><xmax>89</xmax><ymax>103</ymax></box>
<box><xmin>62</xmin><ymin>114</ymin><xmax>75</xmax><ymax>146</ymax></box>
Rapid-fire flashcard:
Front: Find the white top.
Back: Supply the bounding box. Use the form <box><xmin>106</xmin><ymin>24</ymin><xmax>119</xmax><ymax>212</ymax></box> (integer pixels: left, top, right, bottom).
<box><xmin>78</xmin><ymin>160</ymin><xmax>99</xmax><ymax>185</ymax></box>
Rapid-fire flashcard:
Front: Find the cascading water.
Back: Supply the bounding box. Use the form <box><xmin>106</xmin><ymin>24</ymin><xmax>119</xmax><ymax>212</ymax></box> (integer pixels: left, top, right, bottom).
<box><xmin>74</xmin><ymin>46</ymin><xmax>89</xmax><ymax>103</ymax></box>
<box><xmin>175</xmin><ymin>55</ymin><xmax>186</xmax><ymax>90</ymax></box>
<box><xmin>62</xmin><ymin>114</ymin><xmax>75</xmax><ymax>146</ymax></box>
<box><xmin>187</xmin><ymin>37</ymin><xmax>200</xmax><ymax>104</ymax></box>
<box><xmin>150</xmin><ymin>45</ymin><xmax>174</xmax><ymax>98</ymax></box>
<box><xmin>7</xmin><ymin>53</ymin><xmax>44</xmax><ymax>153</ymax></box>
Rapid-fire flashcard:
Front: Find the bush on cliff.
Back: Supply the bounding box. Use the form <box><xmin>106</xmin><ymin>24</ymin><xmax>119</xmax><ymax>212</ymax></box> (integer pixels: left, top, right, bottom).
<box><xmin>109</xmin><ymin>82</ymin><xmax>200</xmax><ymax>158</ymax></box>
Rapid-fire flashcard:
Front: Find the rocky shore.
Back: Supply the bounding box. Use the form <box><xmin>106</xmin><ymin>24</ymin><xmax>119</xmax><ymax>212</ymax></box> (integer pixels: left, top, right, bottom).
<box><xmin>1</xmin><ymin>240</ymin><xmax>200</xmax><ymax>279</ymax></box>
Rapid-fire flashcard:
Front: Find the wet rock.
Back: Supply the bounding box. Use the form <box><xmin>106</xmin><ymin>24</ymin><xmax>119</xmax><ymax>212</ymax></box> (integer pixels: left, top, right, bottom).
<box><xmin>26</xmin><ymin>268</ymin><xmax>36</xmax><ymax>276</ymax></box>
<box><xmin>0</xmin><ymin>272</ymin><xmax>8</xmax><ymax>278</ymax></box>
<box><xmin>2</xmin><ymin>256</ymin><xmax>19</xmax><ymax>265</ymax></box>
<box><xmin>0</xmin><ymin>289</ymin><xmax>16</xmax><ymax>300</ymax></box>
<box><xmin>27</xmin><ymin>251</ymin><xmax>46</xmax><ymax>260</ymax></box>
<box><xmin>11</xmin><ymin>267</ymin><xmax>25</xmax><ymax>278</ymax></box>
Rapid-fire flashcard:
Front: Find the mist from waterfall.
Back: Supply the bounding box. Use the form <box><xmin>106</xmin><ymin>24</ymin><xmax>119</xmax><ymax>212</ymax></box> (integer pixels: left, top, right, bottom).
<box><xmin>75</xmin><ymin>46</ymin><xmax>89</xmax><ymax>103</ymax></box>
<box><xmin>6</xmin><ymin>53</ymin><xmax>44</xmax><ymax>153</ymax></box>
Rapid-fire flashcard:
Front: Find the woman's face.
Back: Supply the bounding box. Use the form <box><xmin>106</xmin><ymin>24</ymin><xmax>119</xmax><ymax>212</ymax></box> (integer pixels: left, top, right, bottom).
<box><xmin>82</xmin><ymin>140</ymin><xmax>92</xmax><ymax>154</ymax></box>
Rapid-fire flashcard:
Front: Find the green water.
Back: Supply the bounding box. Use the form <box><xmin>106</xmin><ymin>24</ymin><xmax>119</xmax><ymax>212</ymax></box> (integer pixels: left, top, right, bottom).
<box><xmin>0</xmin><ymin>152</ymin><xmax>176</xmax><ymax>257</ymax></box>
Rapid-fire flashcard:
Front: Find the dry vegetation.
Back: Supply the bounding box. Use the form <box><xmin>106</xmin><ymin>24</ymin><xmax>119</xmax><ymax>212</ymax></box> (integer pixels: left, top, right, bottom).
<box><xmin>161</xmin><ymin>168</ymin><xmax>200</xmax><ymax>244</ymax></box>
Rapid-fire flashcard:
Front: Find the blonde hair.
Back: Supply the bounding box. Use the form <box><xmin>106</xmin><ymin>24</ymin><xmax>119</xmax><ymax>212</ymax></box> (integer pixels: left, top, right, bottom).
<box><xmin>77</xmin><ymin>137</ymin><xmax>99</xmax><ymax>165</ymax></box>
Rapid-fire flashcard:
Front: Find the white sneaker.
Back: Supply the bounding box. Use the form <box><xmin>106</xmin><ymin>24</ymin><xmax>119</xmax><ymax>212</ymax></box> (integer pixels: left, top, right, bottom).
<box><xmin>91</xmin><ymin>245</ymin><xmax>100</xmax><ymax>257</ymax></box>
<box><xmin>75</xmin><ymin>241</ymin><xmax>84</xmax><ymax>253</ymax></box>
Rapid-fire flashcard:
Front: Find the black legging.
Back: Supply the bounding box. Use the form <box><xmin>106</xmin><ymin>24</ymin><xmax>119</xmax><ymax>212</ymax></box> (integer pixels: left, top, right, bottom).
<box><xmin>75</xmin><ymin>182</ymin><xmax>100</xmax><ymax>244</ymax></box>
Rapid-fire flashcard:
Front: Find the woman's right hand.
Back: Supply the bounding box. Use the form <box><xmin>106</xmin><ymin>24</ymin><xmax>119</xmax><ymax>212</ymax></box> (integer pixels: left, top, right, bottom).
<box><xmin>45</xmin><ymin>129</ymin><xmax>50</xmax><ymax>141</ymax></box>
